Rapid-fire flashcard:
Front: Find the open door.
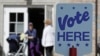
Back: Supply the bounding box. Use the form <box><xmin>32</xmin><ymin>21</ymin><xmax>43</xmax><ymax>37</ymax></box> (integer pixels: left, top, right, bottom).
<box><xmin>28</xmin><ymin>7</ymin><xmax>44</xmax><ymax>56</ymax></box>
<box><xmin>4</xmin><ymin>7</ymin><xmax>28</xmax><ymax>55</ymax></box>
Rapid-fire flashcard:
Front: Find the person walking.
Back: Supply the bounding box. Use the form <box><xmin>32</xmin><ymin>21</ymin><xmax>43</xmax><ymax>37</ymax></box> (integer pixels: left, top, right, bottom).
<box><xmin>42</xmin><ymin>19</ymin><xmax>55</xmax><ymax>56</ymax></box>
<box><xmin>26</xmin><ymin>22</ymin><xmax>42</xmax><ymax>56</ymax></box>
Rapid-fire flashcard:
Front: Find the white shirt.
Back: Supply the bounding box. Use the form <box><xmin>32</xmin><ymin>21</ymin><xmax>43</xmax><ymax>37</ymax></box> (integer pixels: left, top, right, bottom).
<box><xmin>42</xmin><ymin>25</ymin><xmax>55</xmax><ymax>47</ymax></box>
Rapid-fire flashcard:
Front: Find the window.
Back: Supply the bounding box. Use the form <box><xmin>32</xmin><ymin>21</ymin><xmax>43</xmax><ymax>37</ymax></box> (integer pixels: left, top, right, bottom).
<box><xmin>9</xmin><ymin>23</ymin><xmax>15</xmax><ymax>32</ymax></box>
<box><xmin>17</xmin><ymin>23</ymin><xmax>24</xmax><ymax>33</ymax></box>
<box><xmin>18</xmin><ymin>13</ymin><xmax>24</xmax><ymax>22</ymax></box>
<box><xmin>9</xmin><ymin>12</ymin><xmax>24</xmax><ymax>35</ymax></box>
<box><xmin>10</xmin><ymin>13</ymin><xmax>16</xmax><ymax>22</ymax></box>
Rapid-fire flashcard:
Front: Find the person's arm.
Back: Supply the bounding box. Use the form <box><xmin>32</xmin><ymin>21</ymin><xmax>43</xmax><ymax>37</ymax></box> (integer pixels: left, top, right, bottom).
<box><xmin>28</xmin><ymin>29</ymin><xmax>37</xmax><ymax>39</ymax></box>
<box><xmin>25</xmin><ymin>30</ymin><xmax>32</xmax><ymax>39</ymax></box>
<box><xmin>42</xmin><ymin>28</ymin><xmax>47</xmax><ymax>47</ymax></box>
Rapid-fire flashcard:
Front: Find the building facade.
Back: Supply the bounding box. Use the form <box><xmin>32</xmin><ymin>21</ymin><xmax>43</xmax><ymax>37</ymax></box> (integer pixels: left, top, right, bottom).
<box><xmin>0</xmin><ymin>0</ymin><xmax>99</xmax><ymax>56</ymax></box>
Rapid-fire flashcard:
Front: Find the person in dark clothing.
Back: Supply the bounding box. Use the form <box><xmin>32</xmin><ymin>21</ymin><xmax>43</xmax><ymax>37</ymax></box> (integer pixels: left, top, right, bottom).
<box><xmin>26</xmin><ymin>22</ymin><xmax>42</xmax><ymax>56</ymax></box>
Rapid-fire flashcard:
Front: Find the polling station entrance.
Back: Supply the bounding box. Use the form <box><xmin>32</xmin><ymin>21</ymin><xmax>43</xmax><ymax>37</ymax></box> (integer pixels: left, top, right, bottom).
<box><xmin>4</xmin><ymin>6</ymin><xmax>44</xmax><ymax>56</ymax></box>
<box><xmin>3</xmin><ymin>5</ymin><xmax>54</xmax><ymax>56</ymax></box>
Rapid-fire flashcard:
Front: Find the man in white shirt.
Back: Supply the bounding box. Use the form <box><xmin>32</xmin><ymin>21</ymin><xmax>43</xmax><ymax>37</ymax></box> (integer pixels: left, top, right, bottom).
<box><xmin>42</xmin><ymin>19</ymin><xmax>55</xmax><ymax>56</ymax></box>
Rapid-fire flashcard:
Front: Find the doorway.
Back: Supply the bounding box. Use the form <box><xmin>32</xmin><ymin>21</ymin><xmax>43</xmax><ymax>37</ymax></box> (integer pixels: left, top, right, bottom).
<box><xmin>4</xmin><ymin>5</ymin><xmax>53</xmax><ymax>56</ymax></box>
<box><xmin>28</xmin><ymin>8</ymin><xmax>44</xmax><ymax>55</ymax></box>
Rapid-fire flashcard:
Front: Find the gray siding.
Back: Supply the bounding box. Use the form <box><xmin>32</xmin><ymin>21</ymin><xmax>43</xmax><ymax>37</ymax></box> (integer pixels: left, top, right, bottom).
<box><xmin>0</xmin><ymin>2</ymin><xmax>3</xmax><ymax>46</ymax></box>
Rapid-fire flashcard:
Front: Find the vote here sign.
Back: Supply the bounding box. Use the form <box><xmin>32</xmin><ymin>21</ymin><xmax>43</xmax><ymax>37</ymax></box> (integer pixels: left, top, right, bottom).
<box><xmin>55</xmin><ymin>4</ymin><xmax>93</xmax><ymax>56</ymax></box>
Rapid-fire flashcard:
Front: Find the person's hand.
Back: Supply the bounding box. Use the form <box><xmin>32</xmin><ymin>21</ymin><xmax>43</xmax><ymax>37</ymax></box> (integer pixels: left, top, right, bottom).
<box><xmin>28</xmin><ymin>36</ymin><xmax>34</xmax><ymax>39</ymax></box>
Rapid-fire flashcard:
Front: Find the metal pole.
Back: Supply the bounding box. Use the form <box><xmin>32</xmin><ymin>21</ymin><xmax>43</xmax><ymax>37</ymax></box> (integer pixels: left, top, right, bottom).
<box><xmin>95</xmin><ymin>0</ymin><xmax>98</xmax><ymax>56</ymax></box>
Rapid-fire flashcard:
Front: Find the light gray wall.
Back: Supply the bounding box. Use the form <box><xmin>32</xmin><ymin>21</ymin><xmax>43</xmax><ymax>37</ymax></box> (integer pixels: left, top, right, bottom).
<box><xmin>0</xmin><ymin>0</ymin><xmax>97</xmax><ymax>56</ymax></box>
<box><xmin>0</xmin><ymin>2</ymin><xmax>3</xmax><ymax>46</ymax></box>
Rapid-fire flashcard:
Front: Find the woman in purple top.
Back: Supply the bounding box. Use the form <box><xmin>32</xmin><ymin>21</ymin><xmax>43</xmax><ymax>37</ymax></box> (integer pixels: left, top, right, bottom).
<box><xmin>26</xmin><ymin>22</ymin><xmax>42</xmax><ymax>56</ymax></box>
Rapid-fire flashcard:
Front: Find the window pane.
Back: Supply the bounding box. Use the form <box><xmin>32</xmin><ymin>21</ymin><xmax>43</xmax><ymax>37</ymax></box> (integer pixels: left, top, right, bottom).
<box><xmin>9</xmin><ymin>23</ymin><xmax>15</xmax><ymax>32</ymax></box>
<box><xmin>47</xmin><ymin>5</ymin><xmax>53</xmax><ymax>19</ymax></box>
<box><xmin>18</xmin><ymin>13</ymin><xmax>24</xmax><ymax>22</ymax></box>
<box><xmin>10</xmin><ymin>13</ymin><xmax>16</xmax><ymax>22</ymax></box>
<box><xmin>17</xmin><ymin>23</ymin><xmax>24</xmax><ymax>33</ymax></box>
